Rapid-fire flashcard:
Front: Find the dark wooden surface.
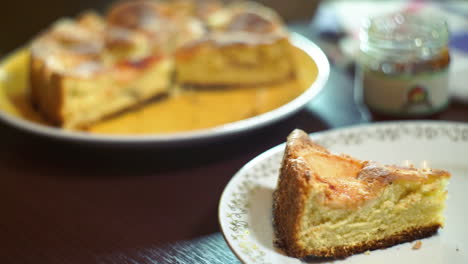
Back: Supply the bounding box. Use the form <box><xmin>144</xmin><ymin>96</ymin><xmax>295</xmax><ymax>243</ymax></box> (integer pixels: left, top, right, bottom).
<box><xmin>1</xmin><ymin>19</ymin><xmax>468</xmax><ymax>264</ymax></box>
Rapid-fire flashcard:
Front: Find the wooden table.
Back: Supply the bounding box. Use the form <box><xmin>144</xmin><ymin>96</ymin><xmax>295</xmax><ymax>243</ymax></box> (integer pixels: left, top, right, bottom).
<box><xmin>1</xmin><ymin>24</ymin><xmax>467</xmax><ymax>264</ymax></box>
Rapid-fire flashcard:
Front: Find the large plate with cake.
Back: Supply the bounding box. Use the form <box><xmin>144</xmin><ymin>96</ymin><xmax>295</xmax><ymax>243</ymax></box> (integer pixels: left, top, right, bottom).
<box><xmin>0</xmin><ymin>0</ymin><xmax>329</xmax><ymax>145</ymax></box>
<box><xmin>219</xmin><ymin>121</ymin><xmax>467</xmax><ymax>263</ymax></box>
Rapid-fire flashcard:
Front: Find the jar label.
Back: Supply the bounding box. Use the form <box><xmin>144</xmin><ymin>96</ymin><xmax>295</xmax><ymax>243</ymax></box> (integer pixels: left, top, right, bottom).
<box><xmin>361</xmin><ymin>69</ymin><xmax>449</xmax><ymax>115</ymax></box>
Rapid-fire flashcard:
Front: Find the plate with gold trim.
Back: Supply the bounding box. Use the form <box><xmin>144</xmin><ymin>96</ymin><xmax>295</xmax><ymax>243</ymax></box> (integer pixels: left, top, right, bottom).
<box><xmin>0</xmin><ymin>33</ymin><xmax>329</xmax><ymax>145</ymax></box>
<box><xmin>218</xmin><ymin>121</ymin><xmax>468</xmax><ymax>264</ymax></box>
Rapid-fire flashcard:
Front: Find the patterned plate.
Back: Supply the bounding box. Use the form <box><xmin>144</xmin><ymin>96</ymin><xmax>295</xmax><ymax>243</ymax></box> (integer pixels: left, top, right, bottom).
<box><xmin>218</xmin><ymin>121</ymin><xmax>468</xmax><ymax>264</ymax></box>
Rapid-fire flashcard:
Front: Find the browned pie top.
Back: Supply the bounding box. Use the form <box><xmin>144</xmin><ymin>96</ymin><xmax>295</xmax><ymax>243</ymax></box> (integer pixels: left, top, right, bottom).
<box><xmin>30</xmin><ymin>0</ymin><xmax>209</xmax><ymax>76</ymax></box>
<box><xmin>285</xmin><ymin>129</ymin><xmax>451</xmax><ymax>209</ymax></box>
<box><xmin>175</xmin><ymin>0</ymin><xmax>286</xmax><ymax>51</ymax></box>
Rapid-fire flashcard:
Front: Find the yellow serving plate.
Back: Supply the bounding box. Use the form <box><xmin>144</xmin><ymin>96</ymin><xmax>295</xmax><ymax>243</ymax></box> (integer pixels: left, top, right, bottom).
<box><xmin>0</xmin><ymin>33</ymin><xmax>329</xmax><ymax>145</ymax></box>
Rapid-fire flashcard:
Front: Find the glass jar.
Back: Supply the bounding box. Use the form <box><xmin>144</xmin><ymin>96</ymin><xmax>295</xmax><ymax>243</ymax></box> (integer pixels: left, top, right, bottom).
<box><xmin>357</xmin><ymin>12</ymin><xmax>450</xmax><ymax>117</ymax></box>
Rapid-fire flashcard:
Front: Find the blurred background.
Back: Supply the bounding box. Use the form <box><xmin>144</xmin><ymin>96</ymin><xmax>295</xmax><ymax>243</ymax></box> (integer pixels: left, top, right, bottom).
<box><xmin>1</xmin><ymin>0</ymin><xmax>467</xmax><ymax>102</ymax></box>
<box><xmin>0</xmin><ymin>0</ymin><xmax>319</xmax><ymax>55</ymax></box>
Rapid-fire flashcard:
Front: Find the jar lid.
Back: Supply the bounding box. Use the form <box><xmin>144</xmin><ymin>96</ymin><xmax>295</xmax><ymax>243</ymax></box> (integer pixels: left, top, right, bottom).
<box><xmin>360</xmin><ymin>12</ymin><xmax>449</xmax><ymax>56</ymax></box>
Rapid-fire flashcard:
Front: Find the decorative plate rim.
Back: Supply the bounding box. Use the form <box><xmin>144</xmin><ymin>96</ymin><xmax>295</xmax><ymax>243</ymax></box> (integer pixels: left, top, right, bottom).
<box><xmin>218</xmin><ymin>120</ymin><xmax>468</xmax><ymax>264</ymax></box>
<box><xmin>0</xmin><ymin>32</ymin><xmax>329</xmax><ymax>146</ymax></box>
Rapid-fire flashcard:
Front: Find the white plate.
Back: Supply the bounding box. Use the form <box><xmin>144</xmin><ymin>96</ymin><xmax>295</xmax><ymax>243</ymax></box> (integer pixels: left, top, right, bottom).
<box><xmin>219</xmin><ymin>121</ymin><xmax>468</xmax><ymax>264</ymax></box>
<box><xmin>0</xmin><ymin>33</ymin><xmax>329</xmax><ymax>146</ymax></box>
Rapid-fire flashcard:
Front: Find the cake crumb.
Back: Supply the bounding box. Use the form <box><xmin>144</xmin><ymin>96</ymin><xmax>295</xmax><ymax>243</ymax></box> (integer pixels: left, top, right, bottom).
<box><xmin>412</xmin><ymin>241</ymin><xmax>422</xmax><ymax>250</ymax></box>
<box><xmin>364</xmin><ymin>250</ymin><xmax>371</xmax><ymax>255</ymax></box>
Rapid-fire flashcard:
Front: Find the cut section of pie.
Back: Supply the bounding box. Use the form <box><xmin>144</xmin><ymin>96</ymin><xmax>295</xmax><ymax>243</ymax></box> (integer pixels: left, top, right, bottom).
<box><xmin>272</xmin><ymin>129</ymin><xmax>450</xmax><ymax>259</ymax></box>
<box><xmin>175</xmin><ymin>1</ymin><xmax>295</xmax><ymax>86</ymax></box>
<box><xmin>29</xmin><ymin>0</ymin><xmax>201</xmax><ymax>129</ymax></box>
